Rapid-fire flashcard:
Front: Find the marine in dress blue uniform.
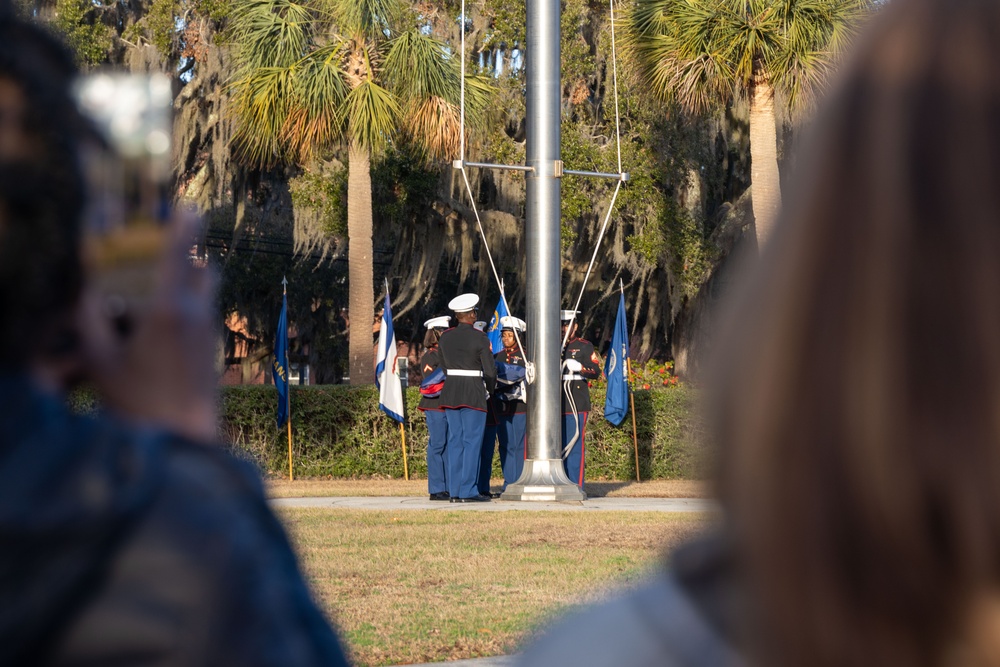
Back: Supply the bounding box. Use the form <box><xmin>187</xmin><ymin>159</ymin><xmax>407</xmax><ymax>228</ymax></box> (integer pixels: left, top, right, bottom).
<box><xmin>438</xmin><ymin>294</ymin><xmax>498</xmax><ymax>502</ymax></box>
<box><xmin>419</xmin><ymin>316</ymin><xmax>452</xmax><ymax>501</ymax></box>
<box><xmin>495</xmin><ymin>316</ymin><xmax>528</xmax><ymax>488</ymax></box>
<box><xmin>561</xmin><ymin>310</ymin><xmax>603</xmax><ymax>486</ymax></box>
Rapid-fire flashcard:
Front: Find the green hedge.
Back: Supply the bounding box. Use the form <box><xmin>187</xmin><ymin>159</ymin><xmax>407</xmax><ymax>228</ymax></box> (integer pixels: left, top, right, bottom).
<box><xmin>221</xmin><ymin>385</ymin><xmax>705</xmax><ymax>480</ymax></box>
<box><xmin>71</xmin><ymin>385</ymin><xmax>706</xmax><ymax>480</ymax></box>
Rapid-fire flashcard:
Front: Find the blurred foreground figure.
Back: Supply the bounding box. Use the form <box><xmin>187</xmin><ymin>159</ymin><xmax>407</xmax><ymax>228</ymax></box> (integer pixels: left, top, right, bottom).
<box><xmin>520</xmin><ymin>0</ymin><xmax>1000</xmax><ymax>665</ymax></box>
<box><xmin>0</xmin><ymin>6</ymin><xmax>349</xmax><ymax>666</ymax></box>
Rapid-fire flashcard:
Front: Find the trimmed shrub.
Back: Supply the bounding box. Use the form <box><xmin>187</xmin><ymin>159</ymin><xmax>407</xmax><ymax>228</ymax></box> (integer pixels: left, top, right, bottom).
<box><xmin>70</xmin><ymin>384</ymin><xmax>706</xmax><ymax>480</ymax></box>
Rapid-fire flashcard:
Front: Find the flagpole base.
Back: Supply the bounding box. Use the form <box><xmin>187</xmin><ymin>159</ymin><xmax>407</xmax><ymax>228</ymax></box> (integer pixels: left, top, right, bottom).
<box><xmin>500</xmin><ymin>458</ymin><xmax>587</xmax><ymax>502</ymax></box>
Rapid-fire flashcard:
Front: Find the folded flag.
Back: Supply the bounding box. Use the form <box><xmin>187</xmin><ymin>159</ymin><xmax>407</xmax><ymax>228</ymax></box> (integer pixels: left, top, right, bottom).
<box><xmin>419</xmin><ymin>367</ymin><xmax>446</xmax><ymax>398</ymax></box>
<box><xmin>495</xmin><ymin>361</ymin><xmax>527</xmax><ymax>385</ymax></box>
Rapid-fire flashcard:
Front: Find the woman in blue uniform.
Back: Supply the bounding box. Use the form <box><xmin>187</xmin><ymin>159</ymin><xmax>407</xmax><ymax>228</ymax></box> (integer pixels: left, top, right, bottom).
<box><xmin>495</xmin><ymin>316</ymin><xmax>528</xmax><ymax>488</ymax></box>
<box><xmin>418</xmin><ymin>316</ymin><xmax>451</xmax><ymax>500</ymax></box>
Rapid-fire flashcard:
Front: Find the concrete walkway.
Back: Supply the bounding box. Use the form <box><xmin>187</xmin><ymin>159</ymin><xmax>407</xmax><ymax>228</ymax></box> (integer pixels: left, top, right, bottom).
<box><xmin>404</xmin><ymin>657</ymin><xmax>515</xmax><ymax>667</ymax></box>
<box><xmin>271</xmin><ymin>496</ymin><xmax>717</xmax><ymax>513</ymax></box>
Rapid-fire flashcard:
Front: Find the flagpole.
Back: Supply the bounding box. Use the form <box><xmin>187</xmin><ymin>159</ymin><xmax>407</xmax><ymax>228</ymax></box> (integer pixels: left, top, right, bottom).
<box><xmin>627</xmin><ymin>356</ymin><xmax>639</xmax><ymax>483</ymax></box>
<box><xmin>400</xmin><ymin>422</ymin><xmax>409</xmax><ymax>481</ymax></box>
<box><xmin>621</xmin><ymin>280</ymin><xmax>639</xmax><ymax>482</ymax></box>
<box><xmin>283</xmin><ymin>276</ymin><xmax>294</xmax><ymax>481</ymax></box>
<box><xmin>287</xmin><ymin>397</ymin><xmax>294</xmax><ymax>481</ymax></box>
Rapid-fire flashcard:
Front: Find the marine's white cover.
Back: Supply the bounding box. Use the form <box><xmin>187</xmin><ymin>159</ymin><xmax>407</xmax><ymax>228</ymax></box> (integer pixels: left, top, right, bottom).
<box><xmin>448</xmin><ymin>293</ymin><xmax>480</xmax><ymax>312</ymax></box>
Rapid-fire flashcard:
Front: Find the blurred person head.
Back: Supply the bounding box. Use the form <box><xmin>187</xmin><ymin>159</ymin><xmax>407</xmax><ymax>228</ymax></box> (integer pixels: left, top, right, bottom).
<box><xmin>711</xmin><ymin>0</ymin><xmax>1000</xmax><ymax>664</ymax></box>
<box><xmin>0</xmin><ymin>3</ymin><xmax>88</xmax><ymax>370</ymax></box>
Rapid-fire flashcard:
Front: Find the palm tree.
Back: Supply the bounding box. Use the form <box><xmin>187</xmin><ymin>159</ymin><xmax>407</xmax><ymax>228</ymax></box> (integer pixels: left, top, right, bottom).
<box><xmin>627</xmin><ymin>0</ymin><xmax>873</xmax><ymax>246</ymax></box>
<box><xmin>229</xmin><ymin>0</ymin><xmax>489</xmax><ymax>385</ymax></box>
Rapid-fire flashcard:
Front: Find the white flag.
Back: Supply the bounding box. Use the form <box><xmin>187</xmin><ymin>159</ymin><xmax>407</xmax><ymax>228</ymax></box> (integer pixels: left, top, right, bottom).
<box><xmin>375</xmin><ymin>289</ymin><xmax>405</xmax><ymax>422</ymax></box>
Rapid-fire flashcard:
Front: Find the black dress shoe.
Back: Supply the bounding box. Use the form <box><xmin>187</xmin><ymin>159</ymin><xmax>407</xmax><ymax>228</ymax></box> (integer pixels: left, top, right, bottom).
<box><xmin>490</xmin><ymin>492</ymin><xmax>502</xmax><ymax>499</ymax></box>
<box><xmin>452</xmin><ymin>495</ymin><xmax>492</xmax><ymax>503</ymax></box>
<box><xmin>429</xmin><ymin>492</ymin><xmax>450</xmax><ymax>501</ymax></box>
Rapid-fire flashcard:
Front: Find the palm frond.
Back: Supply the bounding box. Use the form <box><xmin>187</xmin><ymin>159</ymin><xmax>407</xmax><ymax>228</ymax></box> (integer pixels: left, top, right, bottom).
<box><xmin>230</xmin><ymin>66</ymin><xmax>296</xmax><ymax>167</ymax></box>
<box><xmin>385</xmin><ymin>31</ymin><xmax>454</xmax><ymax>100</ymax></box>
<box><xmin>328</xmin><ymin>0</ymin><xmax>402</xmax><ymax>39</ymax></box>
<box><xmin>625</xmin><ymin>0</ymin><xmax>875</xmax><ymax>115</ymax></box>
<box><xmin>403</xmin><ymin>95</ymin><xmax>462</xmax><ymax>160</ymax></box>
<box><xmin>230</xmin><ymin>0</ymin><xmax>313</xmax><ymax>71</ymax></box>
<box><xmin>343</xmin><ymin>80</ymin><xmax>400</xmax><ymax>154</ymax></box>
<box><xmin>283</xmin><ymin>45</ymin><xmax>349</xmax><ymax>159</ymax></box>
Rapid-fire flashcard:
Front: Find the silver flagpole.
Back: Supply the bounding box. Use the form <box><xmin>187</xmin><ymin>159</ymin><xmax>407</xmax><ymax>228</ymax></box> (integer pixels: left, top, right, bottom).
<box><xmin>501</xmin><ymin>0</ymin><xmax>585</xmax><ymax>501</ymax></box>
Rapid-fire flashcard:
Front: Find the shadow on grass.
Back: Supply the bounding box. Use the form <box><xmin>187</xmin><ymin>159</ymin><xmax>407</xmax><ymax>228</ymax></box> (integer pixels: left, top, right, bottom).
<box><xmin>584</xmin><ymin>481</ymin><xmax>635</xmax><ymax>497</ymax></box>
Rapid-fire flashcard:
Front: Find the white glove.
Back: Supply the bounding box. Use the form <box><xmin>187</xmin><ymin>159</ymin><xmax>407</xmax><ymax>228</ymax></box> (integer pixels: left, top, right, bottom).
<box><xmin>563</xmin><ymin>359</ymin><xmax>583</xmax><ymax>373</ymax></box>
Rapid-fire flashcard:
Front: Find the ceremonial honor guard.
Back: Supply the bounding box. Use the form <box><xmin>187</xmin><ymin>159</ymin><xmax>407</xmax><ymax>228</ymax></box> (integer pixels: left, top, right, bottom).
<box><xmin>418</xmin><ymin>316</ymin><xmax>452</xmax><ymax>500</ymax></box>
<box><xmin>560</xmin><ymin>310</ymin><xmax>603</xmax><ymax>486</ymax></box>
<box><xmin>438</xmin><ymin>294</ymin><xmax>497</xmax><ymax>502</ymax></box>
<box><xmin>495</xmin><ymin>316</ymin><xmax>528</xmax><ymax>488</ymax></box>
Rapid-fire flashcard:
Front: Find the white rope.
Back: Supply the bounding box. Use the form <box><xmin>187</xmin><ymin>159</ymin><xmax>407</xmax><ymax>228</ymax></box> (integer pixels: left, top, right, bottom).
<box><xmin>454</xmin><ymin>0</ymin><xmax>629</xmax><ymax>379</ymax></box>
<box><xmin>562</xmin><ymin>376</ymin><xmax>581</xmax><ymax>458</ymax></box>
<box><xmin>560</xmin><ymin>0</ymin><xmax>625</xmax><ymax>348</ymax></box>
<box><xmin>460</xmin><ymin>0</ymin><xmax>466</xmax><ymax>163</ymax></box>
<box><xmin>609</xmin><ymin>0</ymin><xmax>622</xmax><ymax>174</ymax></box>
<box><xmin>560</xmin><ymin>179</ymin><xmax>623</xmax><ymax>351</ymax></box>
<box><xmin>458</xmin><ymin>167</ymin><xmax>531</xmax><ymax>372</ymax></box>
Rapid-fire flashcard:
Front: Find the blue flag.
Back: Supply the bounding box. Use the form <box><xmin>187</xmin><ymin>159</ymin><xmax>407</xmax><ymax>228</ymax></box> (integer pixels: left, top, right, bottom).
<box><xmin>604</xmin><ymin>293</ymin><xmax>630</xmax><ymax>426</ymax></box>
<box><xmin>272</xmin><ymin>291</ymin><xmax>290</xmax><ymax>428</ymax></box>
<box><xmin>486</xmin><ymin>296</ymin><xmax>510</xmax><ymax>354</ymax></box>
<box><xmin>375</xmin><ymin>290</ymin><xmax>405</xmax><ymax>422</ymax></box>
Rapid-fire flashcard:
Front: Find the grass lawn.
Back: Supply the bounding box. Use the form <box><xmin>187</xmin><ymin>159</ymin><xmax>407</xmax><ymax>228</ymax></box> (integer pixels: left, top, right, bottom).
<box><xmin>281</xmin><ymin>508</ymin><xmax>710</xmax><ymax>666</ymax></box>
<box><xmin>268</xmin><ymin>478</ymin><xmax>709</xmax><ymax>498</ymax></box>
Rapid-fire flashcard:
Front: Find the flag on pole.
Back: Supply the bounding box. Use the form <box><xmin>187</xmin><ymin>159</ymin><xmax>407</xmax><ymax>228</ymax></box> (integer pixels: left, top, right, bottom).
<box><xmin>604</xmin><ymin>292</ymin><xmax>630</xmax><ymax>426</ymax></box>
<box><xmin>486</xmin><ymin>293</ymin><xmax>510</xmax><ymax>354</ymax></box>
<box><xmin>272</xmin><ymin>289</ymin><xmax>290</xmax><ymax>428</ymax></box>
<box><xmin>375</xmin><ymin>287</ymin><xmax>405</xmax><ymax>422</ymax></box>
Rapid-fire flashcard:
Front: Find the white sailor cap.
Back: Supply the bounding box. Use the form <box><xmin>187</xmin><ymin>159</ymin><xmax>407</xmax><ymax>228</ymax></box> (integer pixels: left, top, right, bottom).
<box><xmin>424</xmin><ymin>316</ymin><xmax>451</xmax><ymax>329</ymax></box>
<box><xmin>499</xmin><ymin>316</ymin><xmax>526</xmax><ymax>332</ymax></box>
<box><xmin>473</xmin><ymin>321</ymin><xmax>487</xmax><ymax>331</ymax></box>
<box><xmin>448</xmin><ymin>293</ymin><xmax>480</xmax><ymax>313</ymax></box>
<box><xmin>560</xmin><ymin>310</ymin><xmax>580</xmax><ymax>322</ymax></box>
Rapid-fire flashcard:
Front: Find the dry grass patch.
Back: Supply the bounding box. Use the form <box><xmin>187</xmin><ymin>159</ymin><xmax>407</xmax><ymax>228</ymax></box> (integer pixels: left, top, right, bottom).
<box><xmin>282</xmin><ymin>508</ymin><xmax>709</xmax><ymax>666</ymax></box>
<box><xmin>268</xmin><ymin>478</ymin><xmax>708</xmax><ymax>498</ymax></box>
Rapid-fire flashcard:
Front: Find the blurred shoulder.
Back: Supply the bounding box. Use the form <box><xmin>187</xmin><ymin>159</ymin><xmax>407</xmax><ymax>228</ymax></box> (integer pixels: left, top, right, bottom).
<box><xmin>517</xmin><ymin>569</ymin><xmax>743</xmax><ymax>667</ymax></box>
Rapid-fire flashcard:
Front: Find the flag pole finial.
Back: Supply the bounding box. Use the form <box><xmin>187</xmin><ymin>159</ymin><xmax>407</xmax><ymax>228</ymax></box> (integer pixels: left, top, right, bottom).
<box><xmin>282</xmin><ymin>275</ymin><xmax>288</xmax><ymax>294</ymax></box>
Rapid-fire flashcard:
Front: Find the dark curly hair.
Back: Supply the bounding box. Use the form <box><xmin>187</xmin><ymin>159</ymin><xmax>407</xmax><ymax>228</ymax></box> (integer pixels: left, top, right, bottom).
<box><xmin>0</xmin><ymin>2</ymin><xmax>88</xmax><ymax>367</ymax></box>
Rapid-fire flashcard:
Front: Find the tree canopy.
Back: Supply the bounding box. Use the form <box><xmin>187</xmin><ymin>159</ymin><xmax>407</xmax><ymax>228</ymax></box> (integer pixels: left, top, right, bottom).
<box><xmin>16</xmin><ymin>0</ymin><xmax>878</xmax><ymax>380</ymax></box>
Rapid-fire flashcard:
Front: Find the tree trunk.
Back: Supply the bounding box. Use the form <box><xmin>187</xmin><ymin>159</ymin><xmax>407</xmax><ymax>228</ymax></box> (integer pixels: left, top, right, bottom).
<box><xmin>347</xmin><ymin>142</ymin><xmax>375</xmax><ymax>385</ymax></box>
<box><xmin>748</xmin><ymin>78</ymin><xmax>782</xmax><ymax>248</ymax></box>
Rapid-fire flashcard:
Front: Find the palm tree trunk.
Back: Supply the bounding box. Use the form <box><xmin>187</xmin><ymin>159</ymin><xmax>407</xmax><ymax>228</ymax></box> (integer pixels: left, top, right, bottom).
<box><xmin>347</xmin><ymin>142</ymin><xmax>375</xmax><ymax>385</ymax></box>
<box><xmin>749</xmin><ymin>78</ymin><xmax>782</xmax><ymax>248</ymax></box>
